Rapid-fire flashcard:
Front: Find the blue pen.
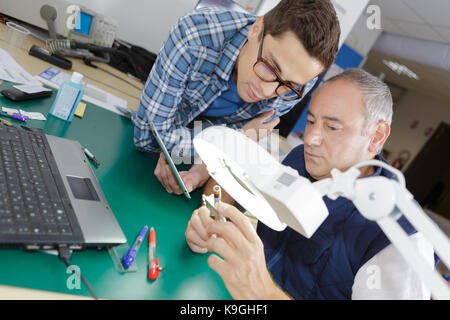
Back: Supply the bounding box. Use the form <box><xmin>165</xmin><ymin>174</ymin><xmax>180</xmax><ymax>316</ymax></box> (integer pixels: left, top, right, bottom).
<box><xmin>122</xmin><ymin>225</ymin><xmax>149</xmax><ymax>269</ymax></box>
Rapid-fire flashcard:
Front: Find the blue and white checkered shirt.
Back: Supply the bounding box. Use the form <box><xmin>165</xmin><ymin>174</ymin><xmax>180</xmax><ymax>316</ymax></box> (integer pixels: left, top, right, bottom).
<box><xmin>132</xmin><ymin>7</ymin><xmax>317</xmax><ymax>159</ymax></box>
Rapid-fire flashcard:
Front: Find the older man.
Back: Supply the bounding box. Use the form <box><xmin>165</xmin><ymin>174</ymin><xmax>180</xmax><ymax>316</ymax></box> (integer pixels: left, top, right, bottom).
<box><xmin>185</xmin><ymin>68</ymin><xmax>435</xmax><ymax>300</ymax></box>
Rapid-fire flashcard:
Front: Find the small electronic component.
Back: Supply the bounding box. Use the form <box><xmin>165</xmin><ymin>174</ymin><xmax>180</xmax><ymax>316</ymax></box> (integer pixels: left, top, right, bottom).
<box><xmin>213</xmin><ymin>185</ymin><xmax>221</xmax><ymax>209</ymax></box>
<box><xmin>203</xmin><ymin>185</ymin><xmax>225</xmax><ymax>221</ymax></box>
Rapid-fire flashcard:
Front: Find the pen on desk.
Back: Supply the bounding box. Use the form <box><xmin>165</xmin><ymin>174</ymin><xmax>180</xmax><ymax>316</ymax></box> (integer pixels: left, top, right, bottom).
<box><xmin>83</xmin><ymin>147</ymin><xmax>100</xmax><ymax>166</ymax></box>
<box><xmin>0</xmin><ymin>110</ymin><xmax>28</xmax><ymax>122</ymax></box>
<box><xmin>122</xmin><ymin>225</ymin><xmax>149</xmax><ymax>269</ymax></box>
<box><xmin>148</xmin><ymin>226</ymin><xmax>160</xmax><ymax>280</ymax></box>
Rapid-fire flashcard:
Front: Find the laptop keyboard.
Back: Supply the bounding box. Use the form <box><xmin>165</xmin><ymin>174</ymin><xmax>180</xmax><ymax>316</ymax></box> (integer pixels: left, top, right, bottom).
<box><xmin>0</xmin><ymin>125</ymin><xmax>75</xmax><ymax>238</ymax></box>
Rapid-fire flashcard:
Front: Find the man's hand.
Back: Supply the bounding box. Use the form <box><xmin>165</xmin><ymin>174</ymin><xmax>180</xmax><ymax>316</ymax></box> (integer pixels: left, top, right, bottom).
<box><xmin>205</xmin><ymin>204</ymin><xmax>291</xmax><ymax>300</ymax></box>
<box><xmin>185</xmin><ymin>205</ymin><xmax>214</xmax><ymax>253</ymax></box>
<box><xmin>154</xmin><ymin>153</ymin><xmax>210</xmax><ymax>194</ymax></box>
<box><xmin>241</xmin><ymin>110</ymin><xmax>280</xmax><ymax>142</ymax></box>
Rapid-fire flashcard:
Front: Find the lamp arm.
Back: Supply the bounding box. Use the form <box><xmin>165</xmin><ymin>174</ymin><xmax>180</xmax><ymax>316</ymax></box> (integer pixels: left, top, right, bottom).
<box><xmin>375</xmin><ymin>213</ymin><xmax>450</xmax><ymax>300</ymax></box>
<box><xmin>314</xmin><ymin>161</ymin><xmax>450</xmax><ymax>300</ymax></box>
<box><xmin>353</xmin><ymin>178</ymin><xmax>450</xmax><ymax>300</ymax></box>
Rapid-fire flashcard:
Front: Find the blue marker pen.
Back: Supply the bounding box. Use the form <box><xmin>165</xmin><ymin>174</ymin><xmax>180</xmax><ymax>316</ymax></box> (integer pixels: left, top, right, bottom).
<box><xmin>122</xmin><ymin>225</ymin><xmax>149</xmax><ymax>269</ymax></box>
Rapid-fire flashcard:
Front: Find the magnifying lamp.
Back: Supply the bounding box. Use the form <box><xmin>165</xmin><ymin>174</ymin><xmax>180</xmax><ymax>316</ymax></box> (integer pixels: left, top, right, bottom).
<box><xmin>193</xmin><ymin>126</ymin><xmax>329</xmax><ymax>237</ymax></box>
<box><xmin>193</xmin><ymin>126</ymin><xmax>450</xmax><ymax>300</ymax></box>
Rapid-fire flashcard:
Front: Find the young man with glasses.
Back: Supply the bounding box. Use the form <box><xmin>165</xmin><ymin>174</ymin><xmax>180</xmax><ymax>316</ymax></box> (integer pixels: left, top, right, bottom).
<box><xmin>132</xmin><ymin>0</ymin><xmax>341</xmax><ymax>195</ymax></box>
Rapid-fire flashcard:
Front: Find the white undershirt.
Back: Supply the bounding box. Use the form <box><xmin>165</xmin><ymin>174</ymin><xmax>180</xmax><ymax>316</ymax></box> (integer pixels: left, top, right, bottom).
<box><xmin>351</xmin><ymin>232</ymin><xmax>435</xmax><ymax>300</ymax></box>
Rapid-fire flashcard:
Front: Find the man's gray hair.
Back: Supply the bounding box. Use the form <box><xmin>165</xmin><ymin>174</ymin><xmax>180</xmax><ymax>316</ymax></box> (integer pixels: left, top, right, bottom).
<box><xmin>327</xmin><ymin>68</ymin><xmax>393</xmax><ymax>135</ymax></box>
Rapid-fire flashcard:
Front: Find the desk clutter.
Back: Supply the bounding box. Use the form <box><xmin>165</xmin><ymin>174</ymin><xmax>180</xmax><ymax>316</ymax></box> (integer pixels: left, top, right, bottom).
<box><xmin>108</xmin><ymin>225</ymin><xmax>163</xmax><ymax>280</ymax></box>
<box><xmin>0</xmin><ymin>77</ymin><xmax>191</xmax><ymax>299</ymax></box>
<box><xmin>0</xmin><ymin>14</ymin><xmax>228</xmax><ymax>299</ymax></box>
<box><xmin>0</xmin><ymin>99</ymin><xmax>127</xmax><ymax>299</ymax></box>
<box><xmin>36</xmin><ymin>66</ymin><xmax>128</xmax><ymax>116</ymax></box>
<box><xmin>0</xmin><ymin>43</ymin><xmax>177</xmax><ymax>296</ymax></box>
<box><xmin>1</xmin><ymin>106</ymin><xmax>46</xmax><ymax>121</ymax></box>
<box><xmin>0</xmin><ymin>47</ymin><xmax>130</xmax><ymax>117</ymax></box>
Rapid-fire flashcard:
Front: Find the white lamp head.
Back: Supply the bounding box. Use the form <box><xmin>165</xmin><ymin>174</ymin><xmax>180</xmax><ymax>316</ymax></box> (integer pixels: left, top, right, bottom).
<box><xmin>193</xmin><ymin>126</ymin><xmax>329</xmax><ymax>238</ymax></box>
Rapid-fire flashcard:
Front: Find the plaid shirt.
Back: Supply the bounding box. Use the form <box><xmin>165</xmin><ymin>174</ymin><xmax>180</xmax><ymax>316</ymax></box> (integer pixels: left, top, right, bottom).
<box><xmin>132</xmin><ymin>7</ymin><xmax>317</xmax><ymax>159</ymax></box>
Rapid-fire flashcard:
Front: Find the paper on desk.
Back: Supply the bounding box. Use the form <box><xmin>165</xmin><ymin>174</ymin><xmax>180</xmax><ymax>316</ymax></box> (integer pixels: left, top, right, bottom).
<box><xmin>20</xmin><ymin>110</ymin><xmax>47</xmax><ymax>121</ymax></box>
<box><xmin>13</xmin><ymin>84</ymin><xmax>52</xmax><ymax>94</ymax></box>
<box><xmin>35</xmin><ymin>66</ymin><xmax>128</xmax><ymax>115</ymax></box>
<box><xmin>0</xmin><ymin>48</ymin><xmax>41</xmax><ymax>85</ymax></box>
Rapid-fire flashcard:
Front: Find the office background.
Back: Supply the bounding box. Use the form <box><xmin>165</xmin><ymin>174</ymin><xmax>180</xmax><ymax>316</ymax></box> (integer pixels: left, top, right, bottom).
<box><xmin>0</xmin><ymin>0</ymin><xmax>449</xmax><ymax>297</ymax></box>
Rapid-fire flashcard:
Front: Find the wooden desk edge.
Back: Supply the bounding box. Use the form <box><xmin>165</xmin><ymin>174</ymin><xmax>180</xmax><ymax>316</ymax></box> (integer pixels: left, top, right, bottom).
<box><xmin>0</xmin><ymin>284</ymin><xmax>96</xmax><ymax>300</ymax></box>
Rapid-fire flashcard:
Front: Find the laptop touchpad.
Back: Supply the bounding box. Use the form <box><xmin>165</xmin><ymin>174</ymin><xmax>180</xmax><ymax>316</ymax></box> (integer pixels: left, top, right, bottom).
<box><xmin>66</xmin><ymin>176</ymin><xmax>100</xmax><ymax>201</ymax></box>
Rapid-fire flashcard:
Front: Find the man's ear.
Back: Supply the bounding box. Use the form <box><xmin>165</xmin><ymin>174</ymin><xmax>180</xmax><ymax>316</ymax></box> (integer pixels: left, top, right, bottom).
<box><xmin>248</xmin><ymin>16</ymin><xmax>264</xmax><ymax>40</ymax></box>
<box><xmin>368</xmin><ymin>121</ymin><xmax>391</xmax><ymax>154</ymax></box>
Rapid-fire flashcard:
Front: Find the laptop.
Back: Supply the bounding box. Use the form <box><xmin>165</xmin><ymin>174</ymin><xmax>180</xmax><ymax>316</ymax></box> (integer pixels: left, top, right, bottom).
<box><xmin>0</xmin><ymin>123</ymin><xmax>126</xmax><ymax>250</ymax></box>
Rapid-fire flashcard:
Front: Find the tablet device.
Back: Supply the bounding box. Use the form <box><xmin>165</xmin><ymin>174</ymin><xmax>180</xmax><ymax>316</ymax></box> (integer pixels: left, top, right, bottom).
<box><xmin>149</xmin><ymin>120</ymin><xmax>191</xmax><ymax>199</ymax></box>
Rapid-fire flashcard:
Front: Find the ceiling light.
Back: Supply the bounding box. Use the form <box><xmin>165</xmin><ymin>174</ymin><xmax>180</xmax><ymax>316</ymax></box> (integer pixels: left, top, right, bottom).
<box><xmin>382</xmin><ymin>59</ymin><xmax>420</xmax><ymax>80</ymax></box>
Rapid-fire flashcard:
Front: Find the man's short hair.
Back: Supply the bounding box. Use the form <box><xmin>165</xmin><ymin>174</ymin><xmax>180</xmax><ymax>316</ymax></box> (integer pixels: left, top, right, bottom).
<box><xmin>264</xmin><ymin>0</ymin><xmax>341</xmax><ymax>69</ymax></box>
<box><xmin>327</xmin><ymin>68</ymin><xmax>393</xmax><ymax>135</ymax></box>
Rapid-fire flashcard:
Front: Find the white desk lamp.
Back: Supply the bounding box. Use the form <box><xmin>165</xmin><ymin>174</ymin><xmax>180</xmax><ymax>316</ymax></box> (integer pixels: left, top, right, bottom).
<box><xmin>193</xmin><ymin>126</ymin><xmax>450</xmax><ymax>300</ymax></box>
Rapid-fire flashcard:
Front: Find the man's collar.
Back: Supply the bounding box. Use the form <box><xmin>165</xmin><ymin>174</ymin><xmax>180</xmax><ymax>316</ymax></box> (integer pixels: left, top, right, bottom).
<box><xmin>361</xmin><ymin>154</ymin><xmax>388</xmax><ymax>179</ymax></box>
<box><xmin>214</xmin><ymin>25</ymin><xmax>251</xmax><ymax>82</ymax></box>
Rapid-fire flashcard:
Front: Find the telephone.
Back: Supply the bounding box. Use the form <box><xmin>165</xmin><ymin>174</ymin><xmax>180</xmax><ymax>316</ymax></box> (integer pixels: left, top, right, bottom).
<box><xmin>65</xmin><ymin>4</ymin><xmax>117</xmax><ymax>48</ymax></box>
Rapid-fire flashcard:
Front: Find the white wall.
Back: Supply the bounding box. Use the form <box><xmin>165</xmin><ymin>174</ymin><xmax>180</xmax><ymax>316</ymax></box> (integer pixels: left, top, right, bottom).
<box><xmin>383</xmin><ymin>90</ymin><xmax>450</xmax><ymax>172</ymax></box>
<box><xmin>0</xmin><ymin>0</ymin><xmax>198</xmax><ymax>53</ymax></box>
<box><xmin>68</xmin><ymin>0</ymin><xmax>278</xmax><ymax>53</ymax></box>
<box><xmin>70</xmin><ymin>0</ymin><xmax>198</xmax><ymax>53</ymax></box>
<box><xmin>331</xmin><ymin>0</ymin><xmax>370</xmax><ymax>49</ymax></box>
<box><xmin>0</xmin><ymin>0</ymin><xmax>370</xmax><ymax>54</ymax></box>
<box><xmin>345</xmin><ymin>8</ymin><xmax>382</xmax><ymax>57</ymax></box>
<box><xmin>255</xmin><ymin>0</ymin><xmax>279</xmax><ymax>15</ymax></box>
<box><xmin>73</xmin><ymin>0</ymin><xmax>278</xmax><ymax>53</ymax></box>
<box><xmin>70</xmin><ymin>0</ymin><xmax>370</xmax><ymax>53</ymax></box>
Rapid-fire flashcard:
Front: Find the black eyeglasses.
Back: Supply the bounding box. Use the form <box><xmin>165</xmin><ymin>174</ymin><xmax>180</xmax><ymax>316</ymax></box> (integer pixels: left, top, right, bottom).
<box><xmin>253</xmin><ymin>29</ymin><xmax>305</xmax><ymax>101</ymax></box>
